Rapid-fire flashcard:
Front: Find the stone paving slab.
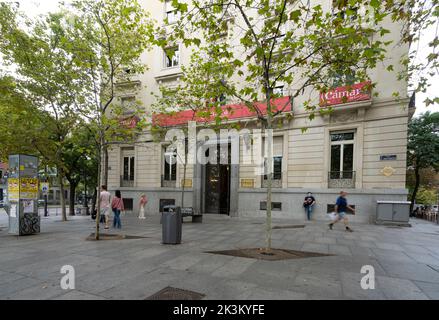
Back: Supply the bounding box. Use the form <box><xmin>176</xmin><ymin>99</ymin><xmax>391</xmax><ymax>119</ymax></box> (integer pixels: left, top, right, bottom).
<box><xmin>1</xmin><ymin>210</ymin><xmax>439</xmax><ymax>300</ymax></box>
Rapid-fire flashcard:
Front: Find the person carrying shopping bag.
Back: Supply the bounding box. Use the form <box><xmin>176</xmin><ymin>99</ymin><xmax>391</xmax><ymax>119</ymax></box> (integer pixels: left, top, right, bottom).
<box><xmin>111</xmin><ymin>190</ymin><xmax>125</xmax><ymax>229</ymax></box>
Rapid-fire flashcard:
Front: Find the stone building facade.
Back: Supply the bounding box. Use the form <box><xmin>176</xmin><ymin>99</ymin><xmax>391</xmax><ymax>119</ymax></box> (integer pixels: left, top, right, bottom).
<box><xmin>106</xmin><ymin>0</ymin><xmax>414</xmax><ymax>223</ymax></box>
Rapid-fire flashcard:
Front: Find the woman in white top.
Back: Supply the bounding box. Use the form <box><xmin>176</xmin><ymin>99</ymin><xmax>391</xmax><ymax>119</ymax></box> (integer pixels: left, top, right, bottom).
<box><xmin>138</xmin><ymin>194</ymin><xmax>147</xmax><ymax>219</ymax></box>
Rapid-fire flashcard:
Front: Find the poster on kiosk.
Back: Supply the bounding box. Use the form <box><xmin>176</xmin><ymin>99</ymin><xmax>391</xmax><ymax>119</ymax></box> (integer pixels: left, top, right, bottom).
<box><xmin>7</xmin><ymin>154</ymin><xmax>40</xmax><ymax>235</ymax></box>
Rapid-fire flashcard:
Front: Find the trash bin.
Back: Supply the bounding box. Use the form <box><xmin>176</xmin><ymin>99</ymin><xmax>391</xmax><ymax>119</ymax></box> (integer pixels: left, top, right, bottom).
<box><xmin>162</xmin><ymin>205</ymin><xmax>182</xmax><ymax>244</ymax></box>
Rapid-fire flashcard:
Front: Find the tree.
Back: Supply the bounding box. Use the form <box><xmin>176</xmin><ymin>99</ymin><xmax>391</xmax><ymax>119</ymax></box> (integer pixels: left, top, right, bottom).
<box><xmin>412</xmin><ymin>187</ymin><xmax>438</xmax><ymax>205</ymax></box>
<box><xmin>392</xmin><ymin>0</ymin><xmax>439</xmax><ymax>106</ymax></box>
<box><xmin>0</xmin><ymin>75</ymin><xmax>41</xmax><ymax>160</ymax></box>
<box><xmin>0</xmin><ymin>4</ymin><xmax>86</xmax><ymax>221</ymax></box>
<box><xmin>62</xmin><ymin>125</ymin><xmax>99</xmax><ymax>216</ymax></box>
<box><xmin>59</xmin><ymin>0</ymin><xmax>154</xmax><ymax>239</ymax></box>
<box><xmin>407</xmin><ymin>111</ymin><xmax>439</xmax><ymax>212</ymax></box>
<box><xmin>155</xmin><ymin>0</ymin><xmax>400</xmax><ymax>250</ymax></box>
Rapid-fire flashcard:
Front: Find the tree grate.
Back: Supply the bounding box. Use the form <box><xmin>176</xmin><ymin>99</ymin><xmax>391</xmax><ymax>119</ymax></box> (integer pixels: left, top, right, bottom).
<box><xmin>272</xmin><ymin>225</ymin><xmax>305</xmax><ymax>229</ymax></box>
<box><xmin>86</xmin><ymin>233</ymin><xmax>149</xmax><ymax>241</ymax></box>
<box><xmin>207</xmin><ymin>248</ymin><xmax>332</xmax><ymax>261</ymax></box>
<box><xmin>145</xmin><ymin>287</ymin><xmax>205</xmax><ymax>300</ymax></box>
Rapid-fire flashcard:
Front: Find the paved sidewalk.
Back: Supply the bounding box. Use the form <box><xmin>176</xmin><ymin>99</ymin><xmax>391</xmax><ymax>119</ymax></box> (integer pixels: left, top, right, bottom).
<box><xmin>1</xmin><ymin>210</ymin><xmax>439</xmax><ymax>300</ymax></box>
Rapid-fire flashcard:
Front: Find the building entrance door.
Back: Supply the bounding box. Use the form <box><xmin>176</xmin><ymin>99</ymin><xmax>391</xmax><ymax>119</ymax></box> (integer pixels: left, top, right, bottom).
<box><xmin>204</xmin><ymin>144</ymin><xmax>230</xmax><ymax>215</ymax></box>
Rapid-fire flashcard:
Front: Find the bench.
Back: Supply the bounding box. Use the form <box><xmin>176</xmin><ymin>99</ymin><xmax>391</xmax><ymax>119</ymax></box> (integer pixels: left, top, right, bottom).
<box><xmin>181</xmin><ymin>207</ymin><xmax>203</xmax><ymax>223</ymax></box>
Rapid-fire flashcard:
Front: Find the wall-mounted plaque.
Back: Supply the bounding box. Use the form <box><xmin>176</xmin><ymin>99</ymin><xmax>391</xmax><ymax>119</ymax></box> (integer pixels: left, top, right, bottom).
<box><xmin>380</xmin><ymin>155</ymin><xmax>397</xmax><ymax>161</ymax></box>
<box><xmin>241</xmin><ymin>179</ymin><xmax>255</xmax><ymax>188</ymax></box>
<box><xmin>181</xmin><ymin>179</ymin><xmax>192</xmax><ymax>188</ymax></box>
<box><xmin>381</xmin><ymin>166</ymin><xmax>396</xmax><ymax>177</ymax></box>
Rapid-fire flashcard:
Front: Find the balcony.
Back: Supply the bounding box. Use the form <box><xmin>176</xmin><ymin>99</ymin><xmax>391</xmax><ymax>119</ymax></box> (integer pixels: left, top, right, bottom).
<box><xmin>161</xmin><ymin>175</ymin><xmax>176</xmax><ymax>188</ymax></box>
<box><xmin>262</xmin><ymin>179</ymin><xmax>282</xmax><ymax>188</ymax></box>
<box><xmin>328</xmin><ymin>171</ymin><xmax>356</xmax><ymax>189</ymax></box>
<box><xmin>120</xmin><ymin>176</ymin><xmax>134</xmax><ymax>188</ymax></box>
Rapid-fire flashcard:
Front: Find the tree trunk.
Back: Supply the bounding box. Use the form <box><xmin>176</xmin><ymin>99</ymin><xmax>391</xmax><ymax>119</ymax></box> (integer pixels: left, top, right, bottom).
<box><xmin>91</xmin><ymin>187</ymin><xmax>97</xmax><ymax>215</ymax></box>
<box><xmin>265</xmin><ymin>122</ymin><xmax>273</xmax><ymax>251</ymax></box>
<box><xmin>95</xmin><ymin>135</ymin><xmax>104</xmax><ymax>240</ymax></box>
<box><xmin>103</xmin><ymin>144</ymin><xmax>109</xmax><ymax>187</ymax></box>
<box><xmin>58</xmin><ymin>169</ymin><xmax>67</xmax><ymax>222</ymax></box>
<box><xmin>68</xmin><ymin>181</ymin><xmax>78</xmax><ymax>216</ymax></box>
<box><xmin>410</xmin><ymin>166</ymin><xmax>421</xmax><ymax>214</ymax></box>
<box><xmin>181</xmin><ymin>154</ymin><xmax>187</xmax><ymax>208</ymax></box>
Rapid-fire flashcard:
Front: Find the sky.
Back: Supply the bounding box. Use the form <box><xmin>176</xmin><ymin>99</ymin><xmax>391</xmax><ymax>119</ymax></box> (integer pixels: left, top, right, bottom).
<box><xmin>10</xmin><ymin>0</ymin><xmax>439</xmax><ymax>117</ymax></box>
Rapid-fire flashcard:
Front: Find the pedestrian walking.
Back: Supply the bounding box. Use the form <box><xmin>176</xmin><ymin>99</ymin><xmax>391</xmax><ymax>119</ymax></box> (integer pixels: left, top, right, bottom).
<box><xmin>329</xmin><ymin>191</ymin><xmax>355</xmax><ymax>232</ymax></box>
<box><xmin>139</xmin><ymin>194</ymin><xmax>147</xmax><ymax>219</ymax></box>
<box><xmin>303</xmin><ymin>192</ymin><xmax>316</xmax><ymax>221</ymax></box>
<box><xmin>99</xmin><ymin>185</ymin><xmax>111</xmax><ymax>230</ymax></box>
<box><xmin>112</xmin><ymin>190</ymin><xmax>125</xmax><ymax>229</ymax></box>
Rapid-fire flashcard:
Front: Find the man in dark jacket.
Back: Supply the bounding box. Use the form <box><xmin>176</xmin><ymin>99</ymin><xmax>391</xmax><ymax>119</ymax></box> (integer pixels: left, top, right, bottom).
<box><xmin>303</xmin><ymin>192</ymin><xmax>316</xmax><ymax>221</ymax></box>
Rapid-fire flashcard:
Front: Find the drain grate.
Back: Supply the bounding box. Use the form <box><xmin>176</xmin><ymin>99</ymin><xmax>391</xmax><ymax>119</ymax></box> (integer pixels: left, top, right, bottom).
<box><xmin>145</xmin><ymin>287</ymin><xmax>205</xmax><ymax>300</ymax></box>
<box><xmin>207</xmin><ymin>248</ymin><xmax>332</xmax><ymax>261</ymax></box>
<box><xmin>272</xmin><ymin>225</ymin><xmax>305</xmax><ymax>230</ymax></box>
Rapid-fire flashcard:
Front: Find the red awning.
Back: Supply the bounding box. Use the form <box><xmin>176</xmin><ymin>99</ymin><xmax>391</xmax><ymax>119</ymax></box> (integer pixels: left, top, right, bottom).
<box><xmin>152</xmin><ymin>96</ymin><xmax>291</xmax><ymax>127</ymax></box>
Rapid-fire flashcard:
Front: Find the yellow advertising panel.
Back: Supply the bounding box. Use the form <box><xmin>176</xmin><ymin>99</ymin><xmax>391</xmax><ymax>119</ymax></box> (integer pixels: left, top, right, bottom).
<box><xmin>8</xmin><ymin>178</ymin><xmax>20</xmax><ymax>202</ymax></box>
<box><xmin>20</xmin><ymin>178</ymin><xmax>39</xmax><ymax>199</ymax></box>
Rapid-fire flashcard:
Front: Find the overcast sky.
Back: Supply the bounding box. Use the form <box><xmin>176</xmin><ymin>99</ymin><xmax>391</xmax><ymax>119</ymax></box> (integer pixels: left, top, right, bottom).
<box><xmin>12</xmin><ymin>0</ymin><xmax>439</xmax><ymax>117</ymax></box>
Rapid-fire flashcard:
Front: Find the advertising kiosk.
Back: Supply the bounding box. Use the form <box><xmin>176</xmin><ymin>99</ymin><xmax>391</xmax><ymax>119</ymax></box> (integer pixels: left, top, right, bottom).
<box><xmin>7</xmin><ymin>154</ymin><xmax>40</xmax><ymax>235</ymax></box>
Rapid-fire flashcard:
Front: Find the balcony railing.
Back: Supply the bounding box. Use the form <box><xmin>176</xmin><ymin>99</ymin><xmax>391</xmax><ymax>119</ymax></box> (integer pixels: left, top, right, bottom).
<box><xmin>120</xmin><ymin>176</ymin><xmax>134</xmax><ymax>188</ymax></box>
<box><xmin>262</xmin><ymin>178</ymin><xmax>282</xmax><ymax>188</ymax></box>
<box><xmin>161</xmin><ymin>175</ymin><xmax>176</xmax><ymax>188</ymax></box>
<box><xmin>328</xmin><ymin>171</ymin><xmax>356</xmax><ymax>189</ymax></box>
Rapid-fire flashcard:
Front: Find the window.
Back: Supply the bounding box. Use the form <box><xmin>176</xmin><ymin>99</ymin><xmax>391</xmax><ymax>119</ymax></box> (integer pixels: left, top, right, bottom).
<box><xmin>214</xmin><ymin>93</ymin><xmax>228</xmax><ymax>106</ymax></box>
<box><xmin>165</xmin><ymin>0</ymin><xmax>180</xmax><ymax>24</ymax></box>
<box><xmin>121</xmin><ymin>96</ymin><xmax>136</xmax><ymax>109</ymax></box>
<box><xmin>330</xmin><ymin>69</ymin><xmax>356</xmax><ymax>88</ymax></box>
<box><xmin>263</xmin><ymin>136</ymin><xmax>283</xmax><ymax>182</ymax></box>
<box><xmin>273</xmin><ymin>85</ymin><xmax>284</xmax><ymax>97</ymax></box>
<box><xmin>163</xmin><ymin>150</ymin><xmax>177</xmax><ymax>181</ymax></box>
<box><xmin>330</xmin><ymin>131</ymin><xmax>354</xmax><ymax>179</ymax></box>
<box><xmin>332</xmin><ymin>0</ymin><xmax>359</xmax><ymax>22</ymax></box>
<box><xmin>123</xmin><ymin>156</ymin><xmax>135</xmax><ymax>181</ymax></box>
<box><xmin>123</xmin><ymin>198</ymin><xmax>133</xmax><ymax>211</ymax></box>
<box><xmin>164</xmin><ymin>46</ymin><xmax>180</xmax><ymax>68</ymax></box>
<box><xmin>260</xmin><ymin>201</ymin><xmax>282</xmax><ymax>211</ymax></box>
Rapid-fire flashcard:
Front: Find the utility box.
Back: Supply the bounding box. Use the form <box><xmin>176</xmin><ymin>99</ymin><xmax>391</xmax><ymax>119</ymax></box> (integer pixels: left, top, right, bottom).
<box><xmin>162</xmin><ymin>205</ymin><xmax>182</xmax><ymax>244</ymax></box>
<box><xmin>7</xmin><ymin>155</ymin><xmax>40</xmax><ymax>235</ymax></box>
<box><xmin>376</xmin><ymin>200</ymin><xmax>411</xmax><ymax>227</ymax></box>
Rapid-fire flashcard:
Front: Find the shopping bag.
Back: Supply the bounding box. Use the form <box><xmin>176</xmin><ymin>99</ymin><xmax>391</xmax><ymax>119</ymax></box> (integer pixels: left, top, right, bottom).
<box><xmin>327</xmin><ymin>212</ymin><xmax>338</xmax><ymax>221</ymax></box>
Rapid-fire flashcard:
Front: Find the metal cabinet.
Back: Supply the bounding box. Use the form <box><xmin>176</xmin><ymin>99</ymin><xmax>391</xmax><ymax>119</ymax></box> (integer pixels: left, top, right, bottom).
<box><xmin>376</xmin><ymin>201</ymin><xmax>411</xmax><ymax>226</ymax></box>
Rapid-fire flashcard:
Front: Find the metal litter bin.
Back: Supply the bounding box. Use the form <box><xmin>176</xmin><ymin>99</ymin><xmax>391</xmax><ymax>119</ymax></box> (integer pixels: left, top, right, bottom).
<box><xmin>162</xmin><ymin>205</ymin><xmax>182</xmax><ymax>244</ymax></box>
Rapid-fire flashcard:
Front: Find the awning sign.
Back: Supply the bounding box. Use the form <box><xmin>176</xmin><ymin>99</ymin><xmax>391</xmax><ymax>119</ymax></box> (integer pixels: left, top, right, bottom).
<box><xmin>320</xmin><ymin>81</ymin><xmax>371</xmax><ymax>106</ymax></box>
